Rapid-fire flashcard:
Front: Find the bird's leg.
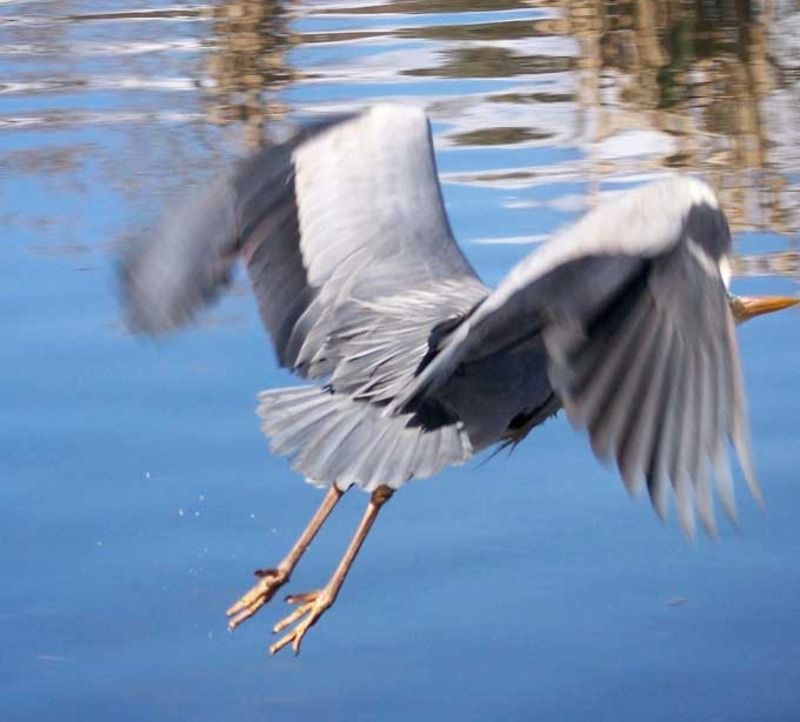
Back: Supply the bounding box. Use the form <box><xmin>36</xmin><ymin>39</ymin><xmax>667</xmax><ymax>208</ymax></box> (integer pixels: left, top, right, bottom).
<box><xmin>226</xmin><ymin>485</ymin><xmax>344</xmax><ymax>630</ymax></box>
<box><xmin>270</xmin><ymin>485</ymin><xmax>394</xmax><ymax>656</ymax></box>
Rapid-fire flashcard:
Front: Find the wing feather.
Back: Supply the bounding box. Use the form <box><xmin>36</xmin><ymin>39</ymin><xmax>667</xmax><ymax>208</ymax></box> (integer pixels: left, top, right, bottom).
<box><xmin>617</xmin><ymin>323</ymin><xmax>673</xmax><ymax>490</ymax></box>
<box><xmin>584</xmin><ymin>294</ymin><xmax>661</xmax><ymax>464</ymax></box>
<box><xmin>396</xmin><ymin>176</ymin><xmax>756</xmax><ymax>532</ymax></box>
<box><xmin>122</xmin><ymin>105</ymin><xmax>490</xmax><ymax>490</ymax></box>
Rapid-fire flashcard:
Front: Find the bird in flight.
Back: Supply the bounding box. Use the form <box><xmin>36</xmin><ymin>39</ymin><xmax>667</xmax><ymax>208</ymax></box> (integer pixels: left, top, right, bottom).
<box><xmin>121</xmin><ymin>105</ymin><xmax>798</xmax><ymax>656</ymax></box>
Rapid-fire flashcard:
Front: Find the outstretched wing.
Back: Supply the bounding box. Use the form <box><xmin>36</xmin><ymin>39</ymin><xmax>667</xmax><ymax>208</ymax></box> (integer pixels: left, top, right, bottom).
<box><xmin>120</xmin><ymin>105</ymin><xmax>489</xmax><ymax>489</ymax></box>
<box><xmin>240</xmin><ymin>105</ymin><xmax>487</xmax><ymax>387</ymax></box>
<box><xmin>398</xmin><ymin>177</ymin><xmax>755</xmax><ymax>535</ymax></box>
<box><xmin>121</xmin><ymin>105</ymin><xmax>488</xmax><ymax>392</ymax></box>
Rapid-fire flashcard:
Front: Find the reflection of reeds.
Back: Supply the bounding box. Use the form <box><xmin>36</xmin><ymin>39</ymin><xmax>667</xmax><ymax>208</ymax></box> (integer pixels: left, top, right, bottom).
<box><xmin>206</xmin><ymin>0</ymin><xmax>295</xmax><ymax>148</ymax></box>
<box><xmin>199</xmin><ymin>0</ymin><xmax>799</xmax><ymax>243</ymax></box>
<box><xmin>564</xmin><ymin>0</ymin><xmax>798</xmax><ymax>233</ymax></box>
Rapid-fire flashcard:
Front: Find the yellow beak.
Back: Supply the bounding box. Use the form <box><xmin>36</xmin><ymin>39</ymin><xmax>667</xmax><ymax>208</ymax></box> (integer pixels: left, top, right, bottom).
<box><xmin>730</xmin><ymin>295</ymin><xmax>799</xmax><ymax>324</ymax></box>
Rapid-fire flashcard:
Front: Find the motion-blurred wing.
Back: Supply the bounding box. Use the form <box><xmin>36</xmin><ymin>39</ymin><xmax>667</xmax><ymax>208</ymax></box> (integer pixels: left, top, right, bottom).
<box><xmin>120</xmin><ymin>105</ymin><xmax>488</xmax><ymax>489</ymax></box>
<box><xmin>399</xmin><ymin>178</ymin><xmax>755</xmax><ymax>535</ymax></box>
<box><xmin>241</xmin><ymin>105</ymin><xmax>486</xmax><ymax>386</ymax></box>
<box><xmin>121</xmin><ymin>105</ymin><xmax>486</xmax><ymax>389</ymax></box>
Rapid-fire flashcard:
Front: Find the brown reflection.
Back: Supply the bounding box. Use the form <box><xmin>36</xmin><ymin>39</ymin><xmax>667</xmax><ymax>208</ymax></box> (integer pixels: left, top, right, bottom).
<box><xmin>405</xmin><ymin>46</ymin><xmax>573</xmax><ymax>79</ymax></box>
<box><xmin>206</xmin><ymin>0</ymin><xmax>295</xmax><ymax>149</ymax></box>
<box><xmin>399</xmin><ymin>19</ymin><xmax>563</xmax><ymax>42</ymax></box>
<box><xmin>315</xmin><ymin>0</ymin><xmax>532</xmax><ymax>14</ymax></box>
<box><xmin>196</xmin><ymin>0</ymin><xmax>798</xmax><ymax>241</ymax></box>
<box><xmin>488</xmin><ymin>91</ymin><xmax>575</xmax><ymax>104</ymax></box>
<box><xmin>563</xmin><ymin>0</ymin><xmax>798</xmax><ymax>233</ymax></box>
<box><xmin>451</xmin><ymin>127</ymin><xmax>554</xmax><ymax>146</ymax></box>
<box><xmin>400</xmin><ymin>10</ymin><xmax>573</xmax><ymax>79</ymax></box>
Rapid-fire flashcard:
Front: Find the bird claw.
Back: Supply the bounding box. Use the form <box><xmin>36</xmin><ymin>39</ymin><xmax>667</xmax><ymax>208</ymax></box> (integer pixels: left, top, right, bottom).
<box><xmin>269</xmin><ymin>589</ymin><xmax>332</xmax><ymax>656</ymax></box>
<box><xmin>226</xmin><ymin>567</ymin><xmax>288</xmax><ymax>630</ymax></box>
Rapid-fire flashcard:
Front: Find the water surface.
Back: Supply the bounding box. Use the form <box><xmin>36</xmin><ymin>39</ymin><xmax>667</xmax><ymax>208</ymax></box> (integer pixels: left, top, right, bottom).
<box><xmin>2</xmin><ymin>1</ymin><xmax>799</xmax><ymax>720</ymax></box>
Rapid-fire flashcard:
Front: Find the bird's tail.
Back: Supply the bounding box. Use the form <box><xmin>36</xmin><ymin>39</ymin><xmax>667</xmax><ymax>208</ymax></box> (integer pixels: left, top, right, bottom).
<box><xmin>256</xmin><ymin>385</ymin><xmax>473</xmax><ymax>491</ymax></box>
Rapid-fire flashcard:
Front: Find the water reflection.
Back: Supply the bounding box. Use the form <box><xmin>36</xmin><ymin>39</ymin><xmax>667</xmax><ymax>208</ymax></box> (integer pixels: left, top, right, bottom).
<box><xmin>2</xmin><ymin>1</ymin><xmax>799</xmax><ymax>720</ymax></box>
<box><xmin>563</xmin><ymin>0</ymin><xmax>799</xmax><ymax>233</ymax></box>
<box><xmin>1</xmin><ymin>0</ymin><xmax>798</xmax><ymax>246</ymax></box>
<box><xmin>194</xmin><ymin>0</ymin><xmax>800</xmax><ymax>241</ymax></box>
<box><xmin>206</xmin><ymin>0</ymin><xmax>294</xmax><ymax>148</ymax></box>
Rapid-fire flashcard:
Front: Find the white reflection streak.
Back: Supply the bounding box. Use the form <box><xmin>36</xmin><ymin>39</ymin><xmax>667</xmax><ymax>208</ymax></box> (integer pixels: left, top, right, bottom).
<box><xmin>0</xmin><ymin>76</ymin><xmax>197</xmax><ymax>95</ymax></box>
<box><xmin>0</xmin><ymin>5</ymin><xmax>212</xmax><ymax>22</ymax></box>
<box><xmin>504</xmin><ymin>194</ymin><xmax>588</xmax><ymax>213</ymax></box>
<box><xmin>0</xmin><ymin>110</ymin><xmax>203</xmax><ymax>129</ymax></box>
<box><xmin>0</xmin><ymin>38</ymin><xmax>203</xmax><ymax>57</ymax></box>
<box><xmin>73</xmin><ymin>38</ymin><xmax>204</xmax><ymax>55</ymax></box>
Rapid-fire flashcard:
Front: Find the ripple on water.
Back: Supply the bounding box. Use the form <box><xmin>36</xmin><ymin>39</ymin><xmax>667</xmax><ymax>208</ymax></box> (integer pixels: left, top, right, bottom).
<box><xmin>0</xmin><ymin>2</ymin><xmax>798</xmax><ymax>721</ymax></box>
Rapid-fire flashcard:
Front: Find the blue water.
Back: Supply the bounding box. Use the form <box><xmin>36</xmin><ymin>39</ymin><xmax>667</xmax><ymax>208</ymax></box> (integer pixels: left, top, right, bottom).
<box><xmin>2</xmin><ymin>2</ymin><xmax>800</xmax><ymax>720</ymax></box>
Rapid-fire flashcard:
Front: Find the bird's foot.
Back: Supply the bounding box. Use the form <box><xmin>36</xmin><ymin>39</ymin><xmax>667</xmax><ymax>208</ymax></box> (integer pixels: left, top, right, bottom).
<box><xmin>269</xmin><ymin>589</ymin><xmax>333</xmax><ymax>656</ymax></box>
<box><xmin>226</xmin><ymin>567</ymin><xmax>289</xmax><ymax>630</ymax></box>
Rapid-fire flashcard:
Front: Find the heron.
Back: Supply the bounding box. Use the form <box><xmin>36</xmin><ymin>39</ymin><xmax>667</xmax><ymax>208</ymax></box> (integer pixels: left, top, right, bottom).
<box><xmin>121</xmin><ymin>104</ymin><xmax>798</xmax><ymax>656</ymax></box>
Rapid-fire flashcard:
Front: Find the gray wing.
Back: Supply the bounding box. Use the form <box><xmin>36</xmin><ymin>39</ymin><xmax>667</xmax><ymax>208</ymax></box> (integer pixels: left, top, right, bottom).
<box><xmin>121</xmin><ymin>105</ymin><xmax>489</xmax><ymax>489</ymax></box>
<box><xmin>122</xmin><ymin>105</ymin><xmax>486</xmax><ymax>391</ymax></box>
<box><xmin>397</xmin><ymin>177</ymin><xmax>756</xmax><ymax>535</ymax></box>
<box><xmin>240</xmin><ymin>105</ymin><xmax>487</xmax><ymax>396</ymax></box>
